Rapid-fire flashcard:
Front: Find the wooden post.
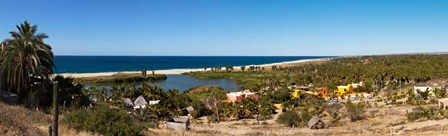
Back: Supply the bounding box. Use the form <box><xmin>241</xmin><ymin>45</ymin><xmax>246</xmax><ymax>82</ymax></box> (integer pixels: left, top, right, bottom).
<box><xmin>52</xmin><ymin>81</ymin><xmax>59</xmax><ymax>136</ymax></box>
<box><xmin>48</xmin><ymin>125</ymin><xmax>52</xmax><ymax>136</ymax></box>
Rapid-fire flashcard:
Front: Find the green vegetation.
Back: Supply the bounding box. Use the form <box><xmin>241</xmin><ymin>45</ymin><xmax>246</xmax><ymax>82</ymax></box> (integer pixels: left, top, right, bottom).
<box><xmin>185</xmin><ymin>86</ymin><xmax>227</xmax><ymax>102</ymax></box>
<box><xmin>345</xmin><ymin>100</ymin><xmax>366</xmax><ymax>122</ymax></box>
<box><xmin>406</xmin><ymin>106</ymin><xmax>448</xmax><ymax>122</ymax></box>
<box><xmin>323</xmin><ymin>103</ymin><xmax>342</xmax><ymax>127</ymax></box>
<box><xmin>189</xmin><ymin>55</ymin><xmax>448</xmax><ymax>92</ymax></box>
<box><xmin>276</xmin><ymin>111</ymin><xmax>301</xmax><ymax>127</ymax></box>
<box><xmin>35</xmin><ymin>75</ymin><xmax>91</xmax><ymax>109</ymax></box>
<box><xmin>64</xmin><ymin>105</ymin><xmax>144</xmax><ymax>136</ymax></box>
<box><xmin>186</xmin><ymin>71</ymin><xmax>271</xmax><ymax>87</ymax></box>
<box><xmin>276</xmin><ymin>95</ymin><xmax>327</xmax><ymax>127</ymax></box>
<box><xmin>76</xmin><ymin>73</ymin><xmax>167</xmax><ymax>85</ymax></box>
<box><xmin>84</xmin><ymin>85</ymin><xmax>191</xmax><ymax>120</ymax></box>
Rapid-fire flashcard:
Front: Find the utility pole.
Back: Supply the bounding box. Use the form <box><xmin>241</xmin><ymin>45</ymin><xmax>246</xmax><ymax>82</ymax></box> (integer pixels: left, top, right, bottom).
<box><xmin>0</xmin><ymin>42</ymin><xmax>4</xmax><ymax>91</ymax></box>
<box><xmin>0</xmin><ymin>67</ymin><xmax>2</xmax><ymax>91</ymax></box>
<box><xmin>52</xmin><ymin>81</ymin><xmax>59</xmax><ymax>136</ymax></box>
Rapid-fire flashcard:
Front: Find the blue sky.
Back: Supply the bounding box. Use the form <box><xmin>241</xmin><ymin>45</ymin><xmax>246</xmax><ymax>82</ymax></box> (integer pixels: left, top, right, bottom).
<box><xmin>1</xmin><ymin>0</ymin><xmax>447</xmax><ymax>56</ymax></box>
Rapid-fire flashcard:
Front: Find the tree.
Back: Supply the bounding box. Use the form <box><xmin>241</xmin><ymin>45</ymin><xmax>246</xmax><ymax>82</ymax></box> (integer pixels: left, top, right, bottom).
<box><xmin>205</xmin><ymin>96</ymin><xmax>220</xmax><ymax>123</ymax></box>
<box><xmin>241</xmin><ymin>66</ymin><xmax>246</xmax><ymax>72</ymax></box>
<box><xmin>141</xmin><ymin>69</ymin><xmax>147</xmax><ymax>77</ymax></box>
<box><xmin>1</xmin><ymin>21</ymin><xmax>54</xmax><ymax>104</ymax></box>
<box><xmin>272</xmin><ymin>65</ymin><xmax>278</xmax><ymax>71</ymax></box>
<box><xmin>53</xmin><ymin>75</ymin><xmax>90</xmax><ymax>108</ymax></box>
<box><xmin>225</xmin><ymin>65</ymin><xmax>234</xmax><ymax>73</ymax></box>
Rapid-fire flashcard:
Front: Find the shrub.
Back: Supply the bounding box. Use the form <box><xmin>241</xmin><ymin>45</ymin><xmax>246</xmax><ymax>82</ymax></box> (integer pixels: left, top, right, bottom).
<box><xmin>323</xmin><ymin>103</ymin><xmax>342</xmax><ymax>126</ymax></box>
<box><xmin>406</xmin><ymin>106</ymin><xmax>446</xmax><ymax>122</ymax></box>
<box><xmin>64</xmin><ymin>105</ymin><xmax>144</xmax><ymax>136</ymax></box>
<box><xmin>434</xmin><ymin>88</ymin><xmax>446</xmax><ymax>98</ymax></box>
<box><xmin>276</xmin><ymin>109</ymin><xmax>313</xmax><ymax>128</ymax></box>
<box><xmin>346</xmin><ymin>100</ymin><xmax>366</xmax><ymax>122</ymax></box>
<box><xmin>276</xmin><ymin>111</ymin><xmax>300</xmax><ymax>127</ymax></box>
<box><xmin>259</xmin><ymin>99</ymin><xmax>275</xmax><ymax>120</ymax></box>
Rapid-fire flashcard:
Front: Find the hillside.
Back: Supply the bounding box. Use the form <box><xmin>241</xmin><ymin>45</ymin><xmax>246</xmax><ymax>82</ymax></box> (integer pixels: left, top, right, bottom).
<box><xmin>0</xmin><ymin>103</ymin><xmax>95</xmax><ymax>136</ymax></box>
<box><xmin>0</xmin><ymin>103</ymin><xmax>50</xmax><ymax>136</ymax></box>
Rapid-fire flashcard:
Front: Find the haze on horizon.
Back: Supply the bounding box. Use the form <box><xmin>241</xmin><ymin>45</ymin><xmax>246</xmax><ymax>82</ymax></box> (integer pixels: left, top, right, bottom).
<box><xmin>1</xmin><ymin>0</ymin><xmax>447</xmax><ymax>56</ymax></box>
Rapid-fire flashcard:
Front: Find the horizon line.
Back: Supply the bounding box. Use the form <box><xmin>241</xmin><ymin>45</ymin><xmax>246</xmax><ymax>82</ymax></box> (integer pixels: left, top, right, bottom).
<box><xmin>54</xmin><ymin>55</ymin><xmax>338</xmax><ymax>57</ymax></box>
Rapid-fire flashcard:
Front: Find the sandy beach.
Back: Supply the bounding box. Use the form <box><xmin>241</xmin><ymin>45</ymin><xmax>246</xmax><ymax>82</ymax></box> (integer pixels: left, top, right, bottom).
<box><xmin>58</xmin><ymin>58</ymin><xmax>332</xmax><ymax>78</ymax></box>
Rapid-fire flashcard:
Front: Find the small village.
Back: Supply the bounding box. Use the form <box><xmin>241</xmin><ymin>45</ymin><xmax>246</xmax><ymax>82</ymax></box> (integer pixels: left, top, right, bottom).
<box><xmin>99</xmin><ymin>76</ymin><xmax>448</xmax><ymax>135</ymax></box>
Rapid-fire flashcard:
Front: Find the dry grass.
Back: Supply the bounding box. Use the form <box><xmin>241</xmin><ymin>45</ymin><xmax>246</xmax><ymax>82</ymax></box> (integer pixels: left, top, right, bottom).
<box><xmin>0</xmin><ymin>102</ymin><xmax>96</xmax><ymax>136</ymax></box>
<box><xmin>0</xmin><ymin>102</ymin><xmax>50</xmax><ymax>136</ymax></box>
<box><xmin>148</xmin><ymin>104</ymin><xmax>448</xmax><ymax>136</ymax></box>
<box><xmin>58</xmin><ymin>125</ymin><xmax>99</xmax><ymax>136</ymax></box>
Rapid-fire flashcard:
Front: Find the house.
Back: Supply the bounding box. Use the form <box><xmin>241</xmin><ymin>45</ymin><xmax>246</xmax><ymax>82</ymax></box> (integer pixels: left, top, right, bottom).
<box><xmin>226</xmin><ymin>89</ymin><xmax>258</xmax><ymax>103</ymax></box>
<box><xmin>167</xmin><ymin>117</ymin><xmax>190</xmax><ymax>131</ymax></box>
<box><xmin>149</xmin><ymin>100</ymin><xmax>160</xmax><ymax>105</ymax></box>
<box><xmin>351</xmin><ymin>81</ymin><xmax>365</xmax><ymax>89</ymax></box>
<box><xmin>0</xmin><ymin>90</ymin><xmax>18</xmax><ymax>105</ymax></box>
<box><xmin>413</xmin><ymin>86</ymin><xmax>435</xmax><ymax>98</ymax></box>
<box><xmin>181</xmin><ymin>106</ymin><xmax>195</xmax><ymax>115</ymax></box>
<box><xmin>335</xmin><ymin>81</ymin><xmax>366</xmax><ymax>95</ymax></box>
<box><xmin>414</xmin><ymin>86</ymin><xmax>434</xmax><ymax>92</ymax></box>
<box><xmin>316</xmin><ymin>87</ymin><xmax>329</xmax><ymax>97</ymax></box>
<box><xmin>273</xmin><ymin>104</ymin><xmax>283</xmax><ymax>113</ymax></box>
<box><xmin>297</xmin><ymin>86</ymin><xmax>310</xmax><ymax>91</ymax></box>
<box><xmin>292</xmin><ymin>89</ymin><xmax>300</xmax><ymax>98</ymax></box>
<box><xmin>358</xmin><ymin>92</ymin><xmax>374</xmax><ymax>99</ymax></box>
<box><xmin>335</xmin><ymin>84</ymin><xmax>353</xmax><ymax>95</ymax></box>
<box><xmin>124</xmin><ymin>97</ymin><xmax>159</xmax><ymax>110</ymax></box>
<box><xmin>123</xmin><ymin>98</ymin><xmax>134</xmax><ymax>108</ymax></box>
<box><xmin>308</xmin><ymin>116</ymin><xmax>327</xmax><ymax>129</ymax></box>
<box><xmin>133</xmin><ymin>96</ymin><xmax>148</xmax><ymax>109</ymax></box>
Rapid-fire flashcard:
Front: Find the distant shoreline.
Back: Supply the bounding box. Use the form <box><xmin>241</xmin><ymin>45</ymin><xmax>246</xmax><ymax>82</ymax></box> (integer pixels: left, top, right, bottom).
<box><xmin>58</xmin><ymin>58</ymin><xmax>332</xmax><ymax>78</ymax></box>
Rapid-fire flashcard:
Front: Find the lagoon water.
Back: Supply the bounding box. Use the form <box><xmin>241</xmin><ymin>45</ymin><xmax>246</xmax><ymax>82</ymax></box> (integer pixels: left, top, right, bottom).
<box><xmin>154</xmin><ymin>75</ymin><xmax>241</xmax><ymax>91</ymax></box>
<box><xmin>94</xmin><ymin>75</ymin><xmax>240</xmax><ymax>92</ymax></box>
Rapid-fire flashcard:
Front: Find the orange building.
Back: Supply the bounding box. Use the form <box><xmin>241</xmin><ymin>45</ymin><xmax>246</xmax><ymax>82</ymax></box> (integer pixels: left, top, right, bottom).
<box><xmin>226</xmin><ymin>89</ymin><xmax>258</xmax><ymax>103</ymax></box>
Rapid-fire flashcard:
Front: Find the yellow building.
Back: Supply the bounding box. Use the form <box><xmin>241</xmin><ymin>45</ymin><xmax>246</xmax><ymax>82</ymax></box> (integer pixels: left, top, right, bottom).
<box><xmin>292</xmin><ymin>89</ymin><xmax>300</xmax><ymax>98</ymax></box>
<box><xmin>335</xmin><ymin>84</ymin><xmax>353</xmax><ymax>95</ymax></box>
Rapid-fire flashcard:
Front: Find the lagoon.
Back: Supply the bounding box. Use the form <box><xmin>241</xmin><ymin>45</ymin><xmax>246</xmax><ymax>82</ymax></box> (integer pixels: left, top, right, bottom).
<box><xmin>89</xmin><ymin>74</ymin><xmax>241</xmax><ymax>92</ymax></box>
<box><xmin>154</xmin><ymin>74</ymin><xmax>240</xmax><ymax>91</ymax></box>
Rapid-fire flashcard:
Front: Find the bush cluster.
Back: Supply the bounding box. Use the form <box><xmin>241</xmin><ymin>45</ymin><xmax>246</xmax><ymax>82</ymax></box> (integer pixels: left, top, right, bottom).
<box><xmin>276</xmin><ymin>109</ymin><xmax>313</xmax><ymax>128</ymax></box>
<box><xmin>276</xmin><ymin>111</ymin><xmax>301</xmax><ymax>127</ymax></box>
<box><xmin>406</xmin><ymin>106</ymin><xmax>448</xmax><ymax>122</ymax></box>
<box><xmin>346</xmin><ymin>100</ymin><xmax>366</xmax><ymax>122</ymax></box>
<box><xmin>100</xmin><ymin>75</ymin><xmax>167</xmax><ymax>84</ymax></box>
<box><xmin>63</xmin><ymin>105</ymin><xmax>144</xmax><ymax>136</ymax></box>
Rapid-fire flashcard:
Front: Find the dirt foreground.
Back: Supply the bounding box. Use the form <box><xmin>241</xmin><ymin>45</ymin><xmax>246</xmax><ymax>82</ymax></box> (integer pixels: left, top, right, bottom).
<box><xmin>149</xmin><ymin>104</ymin><xmax>448</xmax><ymax>136</ymax></box>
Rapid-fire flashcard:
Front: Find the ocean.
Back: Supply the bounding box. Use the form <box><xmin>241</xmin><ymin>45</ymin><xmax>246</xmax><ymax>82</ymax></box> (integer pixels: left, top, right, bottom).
<box><xmin>54</xmin><ymin>56</ymin><xmax>332</xmax><ymax>73</ymax></box>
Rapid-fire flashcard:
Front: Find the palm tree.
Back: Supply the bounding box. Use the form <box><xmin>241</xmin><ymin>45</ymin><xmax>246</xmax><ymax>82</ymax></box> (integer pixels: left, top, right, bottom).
<box><xmin>1</xmin><ymin>21</ymin><xmax>54</xmax><ymax>103</ymax></box>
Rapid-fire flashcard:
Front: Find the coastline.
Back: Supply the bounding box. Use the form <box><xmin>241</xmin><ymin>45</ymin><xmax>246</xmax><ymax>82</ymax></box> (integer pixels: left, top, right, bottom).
<box><xmin>58</xmin><ymin>57</ymin><xmax>332</xmax><ymax>78</ymax></box>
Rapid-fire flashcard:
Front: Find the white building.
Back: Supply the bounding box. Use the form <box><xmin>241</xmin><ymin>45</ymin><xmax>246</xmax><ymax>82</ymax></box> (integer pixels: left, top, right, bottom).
<box><xmin>413</xmin><ymin>86</ymin><xmax>435</xmax><ymax>98</ymax></box>
<box><xmin>149</xmin><ymin>100</ymin><xmax>160</xmax><ymax>105</ymax></box>
<box><xmin>133</xmin><ymin>96</ymin><xmax>148</xmax><ymax>109</ymax></box>
<box><xmin>414</xmin><ymin>86</ymin><xmax>434</xmax><ymax>92</ymax></box>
